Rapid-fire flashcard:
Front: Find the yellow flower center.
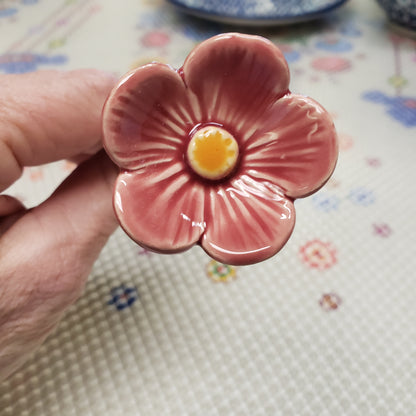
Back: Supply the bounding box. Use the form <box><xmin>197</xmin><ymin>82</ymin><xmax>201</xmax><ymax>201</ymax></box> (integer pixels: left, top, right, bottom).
<box><xmin>187</xmin><ymin>126</ymin><xmax>239</xmax><ymax>180</ymax></box>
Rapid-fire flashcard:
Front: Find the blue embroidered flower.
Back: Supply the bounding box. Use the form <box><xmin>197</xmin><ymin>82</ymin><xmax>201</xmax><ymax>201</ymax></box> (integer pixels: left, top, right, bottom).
<box><xmin>363</xmin><ymin>91</ymin><xmax>416</xmax><ymax>128</ymax></box>
<box><xmin>348</xmin><ymin>187</ymin><xmax>375</xmax><ymax>206</ymax></box>
<box><xmin>315</xmin><ymin>37</ymin><xmax>353</xmax><ymax>53</ymax></box>
<box><xmin>0</xmin><ymin>8</ymin><xmax>17</xmax><ymax>18</ymax></box>
<box><xmin>108</xmin><ymin>285</ymin><xmax>138</xmax><ymax>310</ymax></box>
<box><xmin>279</xmin><ymin>44</ymin><xmax>301</xmax><ymax>64</ymax></box>
<box><xmin>0</xmin><ymin>53</ymin><xmax>67</xmax><ymax>74</ymax></box>
<box><xmin>312</xmin><ymin>193</ymin><xmax>340</xmax><ymax>212</ymax></box>
<box><xmin>339</xmin><ymin>22</ymin><xmax>362</xmax><ymax>37</ymax></box>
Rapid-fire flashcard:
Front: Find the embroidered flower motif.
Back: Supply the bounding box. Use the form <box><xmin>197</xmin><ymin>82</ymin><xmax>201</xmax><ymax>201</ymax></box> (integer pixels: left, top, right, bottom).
<box><xmin>26</xmin><ymin>166</ymin><xmax>44</xmax><ymax>182</ymax></box>
<box><xmin>373</xmin><ymin>223</ymin><xmax>392</xmax><ymax>238</ymax></box>
<box><xmin>311</xmin><ymin>56</ymin><xmax>351</xmax><ymax>73</ymax></box>
<box><xmin>312</xmin><ymin>192</ymin><xmax>340</xmax><ymax>212</ymax></box>
<box><xmin>103</xmin><ymin>33</ymin><xmax>338</xmax><ymax>265</ymax></box>
<box><xmin>299</xmin><ymin>240</ymin><xmax>337</xmax><ymax>270</ymax></box>
<box><xmin>338</xmin><ymin>133</ymin><xmax>354</xmax><ymax>151</ymax></box>
<box><xmin>206</xmin><ymin>260</ymin><xmax>236</xmax><ymax>283</ymax></box>
<box><xmin>362</xmin><ymin>91</ymin><xmax>416</xmax><ymax>128</ymax></box>
<box><xmin>0</xmin><ymin>53</ymin><xmax>67</xmax><ymax>74</ymax></box>
<box><xmin>348</xmin><ymin>187</ymin><xmax>375</xmax><ymax>206</ymax></box>
<box><xmin>319</xmin><ymin>293</ymin><xmax>342</xmax><ymax>311</ymax></box>
<box><xmin>366</xmin><ymin>157</ymin><xmax>382</xmax><ymax>167</ymax></box>
<box><xmin>108</xmin><ymin>285</ymin><xmax>138</xmax><ymax>310</ymax></box>
<box><xmin>315</xmin><ymin>36</ymin><xmax>353</xmax><ymax>53</ymax></box>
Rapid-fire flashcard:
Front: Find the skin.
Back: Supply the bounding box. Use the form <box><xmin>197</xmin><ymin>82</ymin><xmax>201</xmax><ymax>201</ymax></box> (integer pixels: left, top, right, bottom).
<box><xmin>0</xmin><ymin>69</ymin><xmax>118</xmax><ymax>382</ymax></box>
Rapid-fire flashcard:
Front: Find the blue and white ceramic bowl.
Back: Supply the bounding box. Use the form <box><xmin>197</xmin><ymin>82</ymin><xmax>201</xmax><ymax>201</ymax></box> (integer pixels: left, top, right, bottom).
<box><xmin>167</xmin><ymin>0</ymin><xmax>349</xmax><ymax>26</ymax></box>
<box><xmin>376</xmin><ymin>0</ymin><xmax>416</xmax><ymax>31</ymax></box>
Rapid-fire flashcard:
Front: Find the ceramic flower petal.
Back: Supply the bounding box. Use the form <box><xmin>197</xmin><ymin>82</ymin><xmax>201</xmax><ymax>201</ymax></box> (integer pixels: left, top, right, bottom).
<box><xmin>182</xmin><ymin>33</ymin><xmax>290</xmax><ymax>130</ymax></box>
<box><xmin>102</xmin><ymin>63</ymin><xmax>194</xmax><ymax>170</ymax></box>
<box><xmin>201</xmin><ymin>175</ymin><xmax>295</xmax><ymax>265</ymax></box>
<box><xmin>242</xmin><ymin>94</ymin><xmax>338</xmax><ymax>198</ymax></box>
<box><xmin>114</xmin><ymin>166</ymin><xmax>205</xmax><ymax>252</ymax></box>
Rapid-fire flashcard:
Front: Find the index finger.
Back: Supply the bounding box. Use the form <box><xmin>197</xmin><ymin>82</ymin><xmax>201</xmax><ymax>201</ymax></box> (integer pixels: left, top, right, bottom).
<box><xmin>0</xmin><ymin>69</ymin><xmax>117</xmax><ymax>192</ymax></box>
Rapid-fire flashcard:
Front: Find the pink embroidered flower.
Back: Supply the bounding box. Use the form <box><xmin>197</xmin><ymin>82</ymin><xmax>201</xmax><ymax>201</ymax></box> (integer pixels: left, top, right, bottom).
<box><xmin>103</xmin><ymin>33</ymin><xmax>338</xmax><ymax>265</ymax></box>
<box><xmin>299</xmin><ymin>240</ymin><xmax>337</xmax><ymax>270</ymax></box>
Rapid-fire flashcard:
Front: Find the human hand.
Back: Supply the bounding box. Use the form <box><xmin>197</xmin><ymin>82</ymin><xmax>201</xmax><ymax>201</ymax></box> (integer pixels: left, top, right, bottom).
<box><xmin>0</xmin><ymin>70</ymin><xmax>118</xmax><ymax>381</ymax></box>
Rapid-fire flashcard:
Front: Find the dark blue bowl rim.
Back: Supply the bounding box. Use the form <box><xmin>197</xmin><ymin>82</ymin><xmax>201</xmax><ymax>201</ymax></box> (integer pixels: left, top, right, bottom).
<box><xmin>167</xmin><ymin>0</ymin><xmax>349</xmax><ymax>22</ymax></box>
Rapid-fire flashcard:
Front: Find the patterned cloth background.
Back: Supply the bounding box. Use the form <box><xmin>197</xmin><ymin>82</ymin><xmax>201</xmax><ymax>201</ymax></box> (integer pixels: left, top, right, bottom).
<box><xmin>1</xmin><ymin>0</ymin><xmax>416</xmax><ymax>415</ymax></box>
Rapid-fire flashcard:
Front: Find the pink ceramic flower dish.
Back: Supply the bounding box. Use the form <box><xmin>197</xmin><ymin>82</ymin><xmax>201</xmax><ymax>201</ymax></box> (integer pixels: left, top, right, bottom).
<box><xmin>102</xmin><ymin>33</ymin><xmax>338</xmax><ymax>266</ymax></box>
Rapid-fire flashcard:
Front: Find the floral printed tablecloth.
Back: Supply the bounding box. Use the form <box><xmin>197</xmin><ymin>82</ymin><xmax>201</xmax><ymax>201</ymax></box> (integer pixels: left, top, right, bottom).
<box><xmin>1</xmin><ymin>0</ymin><xmax>416</xmax><ymax>415</ymax></box>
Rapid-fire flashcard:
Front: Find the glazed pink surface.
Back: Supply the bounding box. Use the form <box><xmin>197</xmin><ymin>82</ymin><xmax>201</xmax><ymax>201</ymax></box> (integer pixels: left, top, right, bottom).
<box><xmin>102</xmin><ymin>33</ymin><xmax>338</xmax><ymax>265</ymax></box>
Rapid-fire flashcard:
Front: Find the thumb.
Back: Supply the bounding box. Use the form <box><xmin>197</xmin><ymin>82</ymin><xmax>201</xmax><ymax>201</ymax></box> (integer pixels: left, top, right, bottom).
<box><xmin>37</xmin><ymin>150</ymin><xmax>118</xmax><ymax>275</ymax></box>
<box><xmin>1</xmin><ymin>150</ymin><xmax>119</xmax><ymax>312</ymax></box>
<box><xmin>0</xmin><ymin>151</ymin><xmax>118</xmax><ymax>380</ymax></box>
<box><xmin>9</xmin><ymin>151</ymin><xmax>118</xmax><ymax>296</ymax></box>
